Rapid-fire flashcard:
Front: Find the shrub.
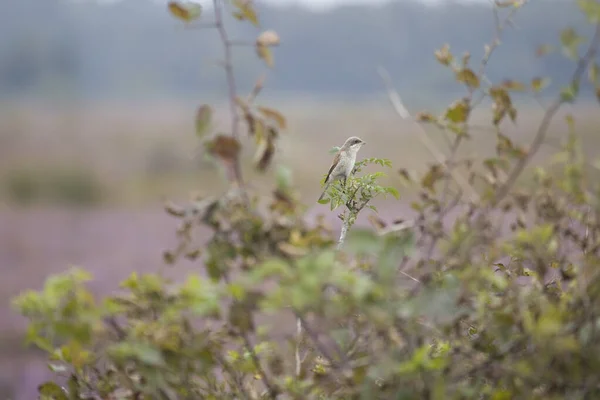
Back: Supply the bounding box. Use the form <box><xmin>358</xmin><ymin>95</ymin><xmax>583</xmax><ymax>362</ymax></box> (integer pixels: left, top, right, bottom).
<box><xmin>2</xmin><ymin>167</ymin><xmax>103</xmax><ymax>207</ymax></box>
<box><xmin>11</xmin><ymin>1</ymin><xmax>600</xmax><ymax>399</ymax></box>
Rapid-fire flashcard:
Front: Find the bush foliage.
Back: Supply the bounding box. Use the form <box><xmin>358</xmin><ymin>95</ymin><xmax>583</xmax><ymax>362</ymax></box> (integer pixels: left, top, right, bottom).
<box><xmin>12</xmin><ymin>0</ymin><xmax>600</xmax><ymax>399</ymax></box>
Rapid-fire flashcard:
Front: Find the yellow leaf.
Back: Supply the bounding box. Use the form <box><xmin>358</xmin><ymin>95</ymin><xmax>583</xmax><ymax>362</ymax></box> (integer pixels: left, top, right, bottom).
<box><xmin>232</xmin><ymin>0</ymin><xmax>259</xmax><ymax>26</ymax></box>
<box><xmin>254</xmin><ymin>136</ymin><xmax>275</xmax><ymax>171</ymax></box>
<box><xmin>256</xmin><ymin>44</ymin><xmax>274</xmax><ymax>68</ymax></box>
<box><xmin>256</xmin><ymin>30</ymin><xmax>280</xmax><ymax>47</ymax></box>
<box><xmin>195</xmin><ymin>104</ymin><xmax>212</xmax><ymax>137</ymax></box>
<box><xmin>257</xmin><ymin>106</ymin><xmax>286</xmax><ymax>129</ymax></box>
<box><xmin>421</xmin><ymin>164</ymin><xmax>444</xmax><ymax>193</ymax></box>
<box><xmin>501</xmin><ymin>79</ymin><xmax>526</xmax><ymax>91</ymax></box>
<box><xmin>456</xmin><ymin>68</ymin><xmax>480</xmax><ymax>89</ymax></box>
<box><xmin>168</xmin><ymin>1</ymin><xmax>202</xmax><ymax>22</ymax></box>
<box><xmin>530</xmin><ymin>77</ymin><xmax>550</xmax><ymax>92</ymax></box>
<box><xmin>444</xmin><ymin>99</ymin><xmax>470</xmax><ymax>123</ymax></box>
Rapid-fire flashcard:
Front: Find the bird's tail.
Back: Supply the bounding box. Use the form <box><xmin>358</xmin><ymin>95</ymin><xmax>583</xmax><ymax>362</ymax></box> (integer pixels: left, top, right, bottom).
<box><xmin>317</xmin><ymin>182</ymin><xmax>330</xmax><ymax>202</ymax></box>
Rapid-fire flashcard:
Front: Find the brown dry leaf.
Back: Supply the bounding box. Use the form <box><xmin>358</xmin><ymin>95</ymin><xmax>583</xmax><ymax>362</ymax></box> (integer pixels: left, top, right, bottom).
<box><xmin>206</xmin><ymin>134</ymin><xmax>241</xmax><ymax>162</ymax></box>
<box><xmin>257</xmin><ymin>106</ymin><xmax>286</xmax><ymax>130</ymax></box>
<box><xmin>256</xmin><ymin>44</ymin><xmax>274</xmax><ymax>68</ymax></box>
<box><xmin>168</xmin><ymin>1</ymin><xmax>202</xmax><ymax>22</ymax></box>
<box><xmin>415</xmin><ymin>112</ymin><xmax>437</xmax><ymax>123</ymax></box>
<box><xmin>256</xmin><ymin>30</ymin><xmax>280</xmax><ymax>47</ymax></box>
<box><xmin>368</xmin><ymin>215</ymin><xmax>387</xmax><ymax>232</ymax></box>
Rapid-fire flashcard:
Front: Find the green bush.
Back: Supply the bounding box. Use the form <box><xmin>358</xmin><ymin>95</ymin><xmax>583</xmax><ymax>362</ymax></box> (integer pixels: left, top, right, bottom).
<box><xmin>11</xmin><ymin>0</ymin><xmax>600</xmax><ymax>399</ymax></box>
<box><xmin>2</xmin><ymin>167</ymin><xmax>103</xmax><ymax>207</ymax></box>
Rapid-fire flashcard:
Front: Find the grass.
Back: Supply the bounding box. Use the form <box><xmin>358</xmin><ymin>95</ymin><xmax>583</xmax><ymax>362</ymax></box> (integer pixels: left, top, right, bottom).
<box><xmin>2</xmin><ymin>98</ymin><xmax>599</xmax><ymax>208</ymax></box>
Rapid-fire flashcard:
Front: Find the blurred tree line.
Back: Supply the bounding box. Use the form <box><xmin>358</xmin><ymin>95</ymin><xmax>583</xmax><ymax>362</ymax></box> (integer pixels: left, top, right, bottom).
<box><xmin>0</xmin><ymin>0</ymin><xmax>592</xmax><ymax>104</ymax></box>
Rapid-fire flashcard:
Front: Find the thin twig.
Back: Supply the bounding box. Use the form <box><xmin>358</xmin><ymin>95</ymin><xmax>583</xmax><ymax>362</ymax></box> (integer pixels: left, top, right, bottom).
<box><xmin>294</xmin><ymin>312</ymin><xmax>347</xmax><ymax>370</ymax></box>
<box><xmin>295</xmin><ymin>317</ymin><xmax>303</xmax><ymax>377</ymax></box>
<box><xmin>213</xmin><ymin>0</ymin><xmax>248</xmax><ymax>196</ymax></box>
<box><xmin>241</xmin><ymin>331</ymin><xmax>278</xmax><ymax>399</ymax></box>
<box><xmin>378</xmin><ymin>66</ymin><xmax>480</xmax><ymax>204</ymax></box>
<box><xmin>493</xmin><ymin>22</ymin><xmax>600</xmax><ymax>205</ymax></box>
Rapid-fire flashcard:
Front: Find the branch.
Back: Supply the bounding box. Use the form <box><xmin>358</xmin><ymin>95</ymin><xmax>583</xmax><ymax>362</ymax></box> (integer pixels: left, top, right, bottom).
<box><xmin>493</xmin><ymin>22</ymin><xmax>600</xmax><ymax>205</ymax></box>
<box><xmin>438</xmin><ymin>1</ymin><xmax>522</xmax><ymax>203</ymax></box>
<box><xmin>295</xmin><ymin>317</ymin><xmax>303</xmax><ymax>377</ymax></box>
<box><xmin>213</xmin><ymin>0</ymin><xmax>247</xmax><ymax>195</ymax></box>
<box><xmin>337</xmin><ymin>213</ymin><xmax>352</xmax><ymax>250</ymax></box>
<box><xmin>240</xmin><ymin>330</ymin><xmax>278</xmax><ymax>399</ymax></box>
<box><xmin>294</xmin><ymin>312</ymin><xmax>347</xmax><ymax>370</ymax></box>
<box><xmin>377</xmin><ymin>66</ymin><xmax>480</xmax><ymax>204</ymax></box>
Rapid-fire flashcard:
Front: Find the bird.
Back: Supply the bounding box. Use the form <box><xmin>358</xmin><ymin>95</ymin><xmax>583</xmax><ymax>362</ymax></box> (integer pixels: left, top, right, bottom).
<box><xmin>317</xmin><ymin>136</ymin><xmax>366</xmax><ymax>202</ymax></box>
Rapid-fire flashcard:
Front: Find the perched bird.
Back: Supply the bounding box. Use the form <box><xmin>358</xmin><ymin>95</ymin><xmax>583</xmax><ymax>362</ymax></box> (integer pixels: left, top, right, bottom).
<box><xmin>318</xmin><ymin>136</ymin><xmax>366</xmax><ymax>202</ymax></box>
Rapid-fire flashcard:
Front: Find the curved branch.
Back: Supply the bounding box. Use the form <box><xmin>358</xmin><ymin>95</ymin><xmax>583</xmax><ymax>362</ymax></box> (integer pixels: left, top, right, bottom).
<box><xmin>493</xmin><ymin>22</ymin><xmax>600</xmax><ymax>205</ymax></box>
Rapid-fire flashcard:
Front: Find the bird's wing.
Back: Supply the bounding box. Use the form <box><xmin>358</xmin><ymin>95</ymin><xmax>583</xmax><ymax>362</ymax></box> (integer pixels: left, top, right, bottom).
<box><xmin>324</xmin><ymin>151</ymin><xmax>341</xmax><ymax>184</ymax></box>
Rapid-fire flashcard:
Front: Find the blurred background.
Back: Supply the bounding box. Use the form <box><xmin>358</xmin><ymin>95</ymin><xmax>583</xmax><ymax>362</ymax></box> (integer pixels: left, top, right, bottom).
<box><xmin>1</xmin><ymin>0</ymin><xmax>599</xmax><ymax>397</ymax></box>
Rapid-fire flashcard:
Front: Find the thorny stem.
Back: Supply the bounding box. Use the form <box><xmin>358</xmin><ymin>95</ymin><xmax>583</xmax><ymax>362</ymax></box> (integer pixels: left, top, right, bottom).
<box><xmin>493</xmin><ymin>22</ymin><xmax>600</xmax><ymax>206</ymax></box>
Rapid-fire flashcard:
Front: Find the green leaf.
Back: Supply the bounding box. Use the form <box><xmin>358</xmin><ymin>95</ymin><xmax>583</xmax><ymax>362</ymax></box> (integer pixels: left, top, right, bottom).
<box><xmin>577</xmin><ymin>0</ymin><xmax>600</xmax><ymax>22</ymax></box>
<box><xmin>195</xmin><ymin>104</ymin><xmax>212</xmax><ymax>137</ymax></box>
<box><xmin>276</xmin><ymin>165</ymin><xmax>293</xmax><ymax>190</ymax></box>
<box><xmin>444</xmin><ymin>99</ymin><xmax>470</xmax><ymax>123</ymax></box>
<box><xmin>344</xmin><ymin>228</ymin><xmax>382</xmax><ymax>255</ymax></box>
<box><xmin>385</xmin><ymin>186</ymin><xmax>400</xmax><ymax>199</ymax></box>
<box><xmin>560</xmin><ymin>27</ymin><xmax>585</xmax><ymax>59</ymax></box>
<box><xmin>38</xmin><ymin>382</ymin><xmax>68</xmax><ymax>400</ymax></box>
<box><xmin>378</xmin><ymin>231</ymin><xmax>415</xmax><ymax>282</ymax></box>
<box><xmin>329</xmin><ymin>146</ymin><xmax>340</xmax><ymax>155</ymax></box>
<box><xmin>560</xmin><ymin>82</ymin><xmax>579</xmax><ymax>103</ymax></box>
